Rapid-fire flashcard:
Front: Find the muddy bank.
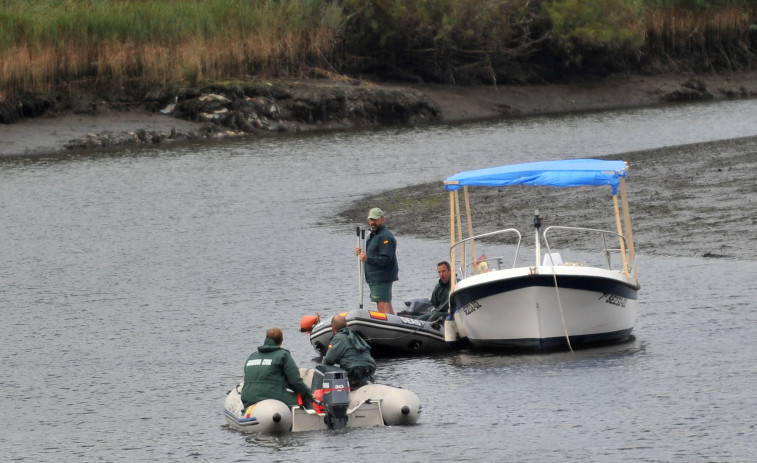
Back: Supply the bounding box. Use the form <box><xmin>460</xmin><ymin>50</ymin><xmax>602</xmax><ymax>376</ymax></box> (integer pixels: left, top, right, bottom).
<box><xmin>338</xmin><ymin>136</ymin><xmax>757</xmax><ymax>260</ymax></box>
<box><xmin>0</xmin><ymin>78</ymin><xmax>440</xmax><ymax>157</ymax></box>
<box><xmin>2</xmin><ymin>71</ymin><xmax>757</xmax><ymax>157</ymax></box>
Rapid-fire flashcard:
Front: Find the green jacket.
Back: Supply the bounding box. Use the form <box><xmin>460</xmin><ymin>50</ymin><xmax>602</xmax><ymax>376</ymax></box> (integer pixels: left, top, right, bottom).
<box><xmin>241</xmin><ymin>337</ymin><xmax>312</xmax><ymax>408</ymax></box>
<box><xmin>364</xmin><ymin>225</ymin><xmax>398</xmax><ymax>284</ymax></box>
<box><xmin>430</xmin><ymin>278</ymin><xmax>451</xmax><ymax>313</ymax></box>
<box><xmin>322</xmin><ymin>328</ymin><xmax>377</xmax><ymax>387</ymax></box>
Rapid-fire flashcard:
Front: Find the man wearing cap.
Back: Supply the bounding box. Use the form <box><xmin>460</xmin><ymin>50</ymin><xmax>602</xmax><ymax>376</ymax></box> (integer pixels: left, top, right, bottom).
<box><xmin>355</xmin><ymin>207</ymin><xmax>398</xmax><ymax>314</ymax></box>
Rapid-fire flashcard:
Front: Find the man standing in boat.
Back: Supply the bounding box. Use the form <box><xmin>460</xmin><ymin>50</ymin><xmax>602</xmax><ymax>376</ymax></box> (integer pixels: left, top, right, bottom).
<box><xmin>356</xmin><ymin>207</ymin><xmax>398</xmax><ymax>315</ymax></box>
<box><xmin>241</xmin><ymin>327</ymin><xmax>313</xmax><ymax>409</ymax></box>
<box><xmin>322</xmin><ymin>315</ymin><xmax>377</xmax><ymax>389</ymax></box>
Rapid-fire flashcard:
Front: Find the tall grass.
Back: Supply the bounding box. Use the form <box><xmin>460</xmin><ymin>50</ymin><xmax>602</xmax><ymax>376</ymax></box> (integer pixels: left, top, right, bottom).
<box><xmin>0</xmin><ymin>0</ymin><xmax>343</xmax><ymax>96</ymax></box>
<box><xmin>643</xmin><ymin>4</ymin><xmax>755</xmax><ymax>70</ymax></box>
<box><xmin>0</xmin><ymin>0</ymin><xmax>754</xmax><ymax>99</ymax></box>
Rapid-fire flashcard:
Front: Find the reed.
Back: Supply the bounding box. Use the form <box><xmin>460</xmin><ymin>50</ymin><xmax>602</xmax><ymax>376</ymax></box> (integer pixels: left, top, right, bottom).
<box><xmin>643</xmin><ymin>3</ymin><xmax>754</xmax><ymax>69</ymax></box>
<box><xmin>0</xmin><ymin>0</ymin><xmax>754</xmax><ymax>99</ymax></box>
<box><xmin>0</xmin><ymin>0</ymin><xmax>343</xmax><ymax>96</ymax></box>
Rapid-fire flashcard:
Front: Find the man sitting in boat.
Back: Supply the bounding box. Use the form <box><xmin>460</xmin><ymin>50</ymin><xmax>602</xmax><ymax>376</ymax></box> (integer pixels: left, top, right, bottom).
<box><xmin>415</xmin><ymin>261</ymin><xmax>452</xmax><ymax>322</ymax></box>
<box><xmin>241</xmin><ymin>327</ymin><xmax>313</xmax><ymax>409</ymax></box>
<box><xmin>322</xmin><ymin>315</ymin><xmax>377</xmax><ymax>389</ymax></box>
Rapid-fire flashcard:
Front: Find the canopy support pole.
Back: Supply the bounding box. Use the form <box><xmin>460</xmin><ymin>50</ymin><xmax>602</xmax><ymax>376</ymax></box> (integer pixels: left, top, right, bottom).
<box><xmin>619</xmin><ymin>177</ymin><xmax>638</xmax><ymax>284</ymax></box>
<box><xmin>463</xmin><ymin>186</ymin><xmax>476</xmax><ymax>272</ymax></box>
<box><xmin>613</xmin><ymin>194</ymin><xmax>630</xmax><ymax>281</ymax></box>
<box><xmin>454</xmin><ymin>190</ymin><xmax>464</xmax><ymax>274</ymax></box>
<box><xmin>449</xmin><ymin>190</ymin><xmax>457</xmax><ymax>292</ymax></box>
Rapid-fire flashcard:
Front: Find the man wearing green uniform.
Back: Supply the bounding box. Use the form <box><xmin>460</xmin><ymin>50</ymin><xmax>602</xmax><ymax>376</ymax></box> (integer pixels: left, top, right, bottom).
<box><xmin>241</xmin><ymin>327</ymin><xmax>313</xmax><ymax>408</ymax></box>
<box><xmin>417</xmin><ymin>261</ymin><xmax>452</xmax><ymax>322</ymax></box>
<box><xmin>355</xmin><ymin>207</ymin><xmax>398</xmax><ymax>314</ymax></box>
<box><xmin>322</xmin><ymin>315</ymin><xmax>377</xmax><ymax>389</ymax></box>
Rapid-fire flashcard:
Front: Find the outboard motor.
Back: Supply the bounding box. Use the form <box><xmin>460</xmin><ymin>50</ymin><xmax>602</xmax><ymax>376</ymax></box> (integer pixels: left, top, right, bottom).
<box><xmin>399</xmin><ymin>297</ymin><xmax>432</xmax><ymax>317</ymax></box>
<box><xmin>321</xmin><ymin>370</ymin><xmax>350</xmax><ymax>429</ymax></box>
<box><xmin>311</xmin><ymin>365</ymin><xmax>351</xmax><ymax>430</ymax></box>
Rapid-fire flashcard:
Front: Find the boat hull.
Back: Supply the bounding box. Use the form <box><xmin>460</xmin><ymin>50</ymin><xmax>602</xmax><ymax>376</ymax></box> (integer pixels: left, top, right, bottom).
<box><xmin>223</xmin><ymin>385</ymin><xmax>385</xmax><ymax>433</ymax></box>
<box><xmin>223</xmin><ymin>368</ymin><xmax>422</xmax><ymax>433</ymax></box>
<box><xmin>310</xmin><ymin>309</ymin><xmax>448</xmax><ymax>357</ymax></box>
<box><xmin>451</xmin><ymin>266</ymin><xmax>639</xmax><ymax>351</ymax></box>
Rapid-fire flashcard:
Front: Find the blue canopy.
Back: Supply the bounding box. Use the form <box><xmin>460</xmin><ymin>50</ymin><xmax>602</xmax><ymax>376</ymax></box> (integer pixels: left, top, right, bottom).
<box><xmin>444</xmin><ymin>159</ymin><xmax>629</xmax><ymax>194</ymax></box>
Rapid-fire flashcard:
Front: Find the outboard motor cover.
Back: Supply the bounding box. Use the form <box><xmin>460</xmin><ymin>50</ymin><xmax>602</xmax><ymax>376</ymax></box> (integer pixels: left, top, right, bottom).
<box><xmin>311</xmin><ymin>365</ymin><xmax>351</xmax><ymax>429</ymax></box>
<box><xmin>400</xmin><ymin>297</ymin><xmax>432</xmax><ymax>317</ymax></box>
<box><xmin>322</xmin><ymin>370</ymin><xmax>350</xmax><ymax>429</ymax></box>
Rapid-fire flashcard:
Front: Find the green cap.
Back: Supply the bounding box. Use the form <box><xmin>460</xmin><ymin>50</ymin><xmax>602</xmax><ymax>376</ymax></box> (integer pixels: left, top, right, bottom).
<box><xmin>367</xmin><ymin>207</ymin><xmax>384</xmax><ymax>219</ymax></box>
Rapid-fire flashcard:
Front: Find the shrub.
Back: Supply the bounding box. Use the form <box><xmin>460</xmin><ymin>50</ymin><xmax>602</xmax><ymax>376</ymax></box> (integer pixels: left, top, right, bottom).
<box><xmin>545</xmin><ymin>0</ymin><xmax>646</xmax><ymax>74</ymax></box>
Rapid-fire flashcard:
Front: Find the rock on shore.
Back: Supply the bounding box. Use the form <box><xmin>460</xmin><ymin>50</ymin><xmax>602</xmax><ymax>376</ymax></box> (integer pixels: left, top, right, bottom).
<box><xmin>0</xmin><ymin>78</ymin><xmax>440</xmax><ymax>156</ymax></box>
<box><xmin>2</xmin><ymin>70</ymin><xmax>757</xmax><ymax>157</ymax></box>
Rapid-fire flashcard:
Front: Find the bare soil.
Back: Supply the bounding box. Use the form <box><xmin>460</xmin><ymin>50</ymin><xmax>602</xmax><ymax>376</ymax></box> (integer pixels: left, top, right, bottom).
<box><xmin>2</xmin><ymin>70</ymin><xmax>757</xmax><ymax>158</ymax></box>
<box><xmin>405</xmin><ymin>70</ymin><xmax>757</xmax><ymax>121</ymax></box>
<box><xmin>339</xmin><ymin>136</ymin><xmax>757</xmax><ymax>260</ymax></box>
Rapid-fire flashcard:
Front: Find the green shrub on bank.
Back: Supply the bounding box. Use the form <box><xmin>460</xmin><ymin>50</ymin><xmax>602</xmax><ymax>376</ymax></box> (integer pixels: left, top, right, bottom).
<box><xmin>545</xmin><ymin>0</ymin><xmax>645</xmax><ymax>72</ymax></box>
<box><xmin>337</xmin><ymin>0</ymin><xmax>549</xmax><ymax>83</ymax></box>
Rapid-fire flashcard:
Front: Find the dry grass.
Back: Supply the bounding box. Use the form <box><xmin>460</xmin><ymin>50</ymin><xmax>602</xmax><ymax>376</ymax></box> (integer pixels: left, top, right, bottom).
<box><xmin>0</xmin><ymin>1</ymin><xmax>753</xmax><ymax>99</ymax></box>
<box><xmin>0</xmin><ymin>0</ymin><xmax>342</xmax><ymax>98</ymax></box>
<box><xmin>644</xmin><ymin>6</ymin><xmax>753</xmax><ymax>62</ymax></box>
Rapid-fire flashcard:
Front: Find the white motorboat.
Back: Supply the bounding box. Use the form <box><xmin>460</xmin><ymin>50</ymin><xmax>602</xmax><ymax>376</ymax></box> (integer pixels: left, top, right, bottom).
<box><xmin>443</xmin><ymin>159</ymin><xmax>640</xmax><ymax>351</ymax></box>
<box><xmin>223</xmin><ymin>366</ymin><xmax>422</xmax><ymax>433</ymax></box>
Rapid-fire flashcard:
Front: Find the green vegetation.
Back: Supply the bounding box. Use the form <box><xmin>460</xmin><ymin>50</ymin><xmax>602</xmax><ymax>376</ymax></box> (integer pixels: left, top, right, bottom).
<box><xmin>0</xmin><ymin>0</ymin><xmax>343</xmax><ymax>94</ymax></box>
<box><xmin>0</xmin><ymin>0</ymin><xmax>755</xmax><ymax>99</ymax></box>
<box><xmin>336</xmin><ymin>0</ymin><xmax>549</xmax><ymax>83</ymax></box>
<box><xmin>546</xmin><ymin>0</ymin><xmax>645</xmax><ymax>71</ymax></box>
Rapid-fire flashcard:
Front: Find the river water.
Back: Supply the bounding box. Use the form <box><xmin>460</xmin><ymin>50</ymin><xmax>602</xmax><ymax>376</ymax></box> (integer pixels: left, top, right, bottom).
<box><xmin>2</xmin><ymin>99</ymin><xmax>756</xmax><ymax>462</ymax></box>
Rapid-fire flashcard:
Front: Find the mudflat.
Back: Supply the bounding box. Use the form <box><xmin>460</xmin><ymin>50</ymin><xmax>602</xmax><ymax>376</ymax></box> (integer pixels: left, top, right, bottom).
<box><xmin>2</xmin><ymin>72</ymin><xmax>756</xmax><ymax>260</ymax></box>
<box><xmin>338</xmin><ymin>136</ymin><xmax>757</xmax><ymax>261</ymax></box>
<box><xmin>409</xmin><ymin>71</ymin><xmax>757</xmax><ymax>122</ymax></box>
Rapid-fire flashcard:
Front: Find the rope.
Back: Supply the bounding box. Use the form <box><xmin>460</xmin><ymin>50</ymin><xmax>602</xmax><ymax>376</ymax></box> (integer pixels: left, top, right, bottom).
<box><xmin>548</xmin><ymin>261</ymin><xmax>574</xmax><ymax>354</ymax></box>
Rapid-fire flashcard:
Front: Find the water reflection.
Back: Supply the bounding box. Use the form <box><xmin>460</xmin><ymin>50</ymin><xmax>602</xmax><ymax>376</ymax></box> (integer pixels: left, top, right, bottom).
<box><xmin>444</xmin><ymin>337</ymin><xmax>644</xmax><ymax>371</ymax></box>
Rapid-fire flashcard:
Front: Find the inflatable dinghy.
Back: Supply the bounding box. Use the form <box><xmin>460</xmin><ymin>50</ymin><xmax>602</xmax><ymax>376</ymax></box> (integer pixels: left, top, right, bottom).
<box><xmin>308</xmin><ymin>309</ymin><xmax>448</xmax><ymax>356</ymax></box>
<box><xmin>306</xmin><ymin>299</ymin><xmax>448</xmax><ymax>357</ymax></box>
<box><xmin>223</xmin><ymin>366</ymin><xmax>421</xmax><ymax>433</ymax></box>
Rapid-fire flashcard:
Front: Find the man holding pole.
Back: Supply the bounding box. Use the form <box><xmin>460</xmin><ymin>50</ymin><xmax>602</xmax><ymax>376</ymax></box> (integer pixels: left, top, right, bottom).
<box><xmin>355</xmin><ymin>207</ymin><xmax>398</xmax><ymax>314</ymax></box>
